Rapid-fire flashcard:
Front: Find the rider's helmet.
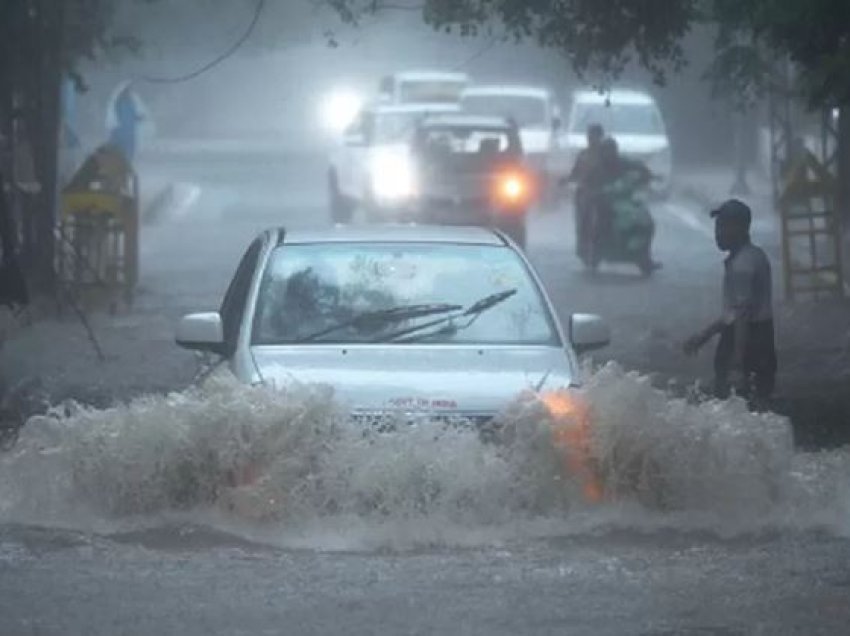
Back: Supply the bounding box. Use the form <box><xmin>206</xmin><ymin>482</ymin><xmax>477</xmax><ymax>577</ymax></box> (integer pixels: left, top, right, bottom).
<box><xmin>587</xmin><ymin>124</ymin><xmax>604</xmax><ymax>145</ymax></box>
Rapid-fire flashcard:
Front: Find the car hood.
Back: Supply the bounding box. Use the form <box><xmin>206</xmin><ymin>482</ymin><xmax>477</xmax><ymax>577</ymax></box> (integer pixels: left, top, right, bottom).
<box><xmin>251</xmin><ymin>345</ymin><xmax>575</xmax><ymax>414</ymax></box>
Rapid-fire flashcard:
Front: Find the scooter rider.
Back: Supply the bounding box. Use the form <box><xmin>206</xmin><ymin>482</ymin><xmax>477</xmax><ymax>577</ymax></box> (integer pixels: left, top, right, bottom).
<box><xmin>563</xmin><ymin>124</ymin><xmax>605</xmax><ymax>263</ymax></box>
<box><xmin>591</xmin><ymin>137</ymin><xmax>661</xmax><ymax>273</ymax></box>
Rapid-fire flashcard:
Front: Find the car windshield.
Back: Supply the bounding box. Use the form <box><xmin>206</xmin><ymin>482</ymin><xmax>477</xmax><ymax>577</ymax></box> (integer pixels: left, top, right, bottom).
<box><xmin>462</xmin><ymin>94</ymin><xmax>548</xmax><ymax>127</ymax></box>
<box><xmin>373</xmin><ymin>112</ymin><xmax>419</xmax><ymax>143</ymax></box>
<box><xmin>570</xmin><ymin>101</ymin><xmax>664</xmax><ymax>135</ymax></box>
<box><xmin>251</xmin><ymin>243</ymin><xmax>559</xmax><ymax>346</ymax></box>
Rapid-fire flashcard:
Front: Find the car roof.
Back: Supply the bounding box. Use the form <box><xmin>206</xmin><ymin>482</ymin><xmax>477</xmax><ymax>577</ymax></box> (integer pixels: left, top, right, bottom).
<box><xmin>573</xmin><ymin>89</ymin><xmax>655</xmax><ymax>106</ymax></box>
<box><xmin>390</xmin><ymin>70</ymin><xmax>469</xmax><ymax>82</ymax></box>
<box><xmin>418</xmin><ymin>114</ymin><xmax>512</xmax><ymax>129</ymax></box>
<box><xmin>370</xmin><ymin>103</ymin><xmax>461</xmax><ymax>116</ymax></box>
<box><xmin>277</xmin><ymin>224</ymin><xmax>506</xmax><ymax>246</ymax></box>
<box><xmin>462</xmin><ymin>85</ymin><xmax>550</xmax><ymax>99</ymax></box>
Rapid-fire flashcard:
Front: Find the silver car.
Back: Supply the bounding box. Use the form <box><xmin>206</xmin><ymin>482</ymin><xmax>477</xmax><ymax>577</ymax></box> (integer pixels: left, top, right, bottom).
<box><xmin>176</xmin><ymin>225</ymin><xmax>609</xmax><ymax>422</ymax></box>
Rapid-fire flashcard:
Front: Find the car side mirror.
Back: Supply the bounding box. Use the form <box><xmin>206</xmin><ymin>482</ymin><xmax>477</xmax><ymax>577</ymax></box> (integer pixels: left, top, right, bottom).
<box><xmin>569</xmin><ymin>313</ymin><xmax>610</xmax><ymax>354</ymax></box>
<box><xmin>344</xmin><ymin>131</ymin><xmax>366</xmax><ymax>147</ymax></box>
<box><xmin>177</xmin><ymin>312</ymin><xmax>225</xmax><ymax>354</ymax></box>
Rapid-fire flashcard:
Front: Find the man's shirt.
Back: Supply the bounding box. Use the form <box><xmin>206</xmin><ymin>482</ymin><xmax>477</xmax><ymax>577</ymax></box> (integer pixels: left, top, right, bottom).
<box><xmin>722</xmin><ymin>242</ymin><xmax>773</xmax><ymax>325</ymax></box>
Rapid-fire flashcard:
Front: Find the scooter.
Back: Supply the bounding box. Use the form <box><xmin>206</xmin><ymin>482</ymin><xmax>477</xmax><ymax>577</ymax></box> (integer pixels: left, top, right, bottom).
<box><xmin>580</xmin><ymin>166</ymin><xmax>660</xmax><ymax>276</ymax></box>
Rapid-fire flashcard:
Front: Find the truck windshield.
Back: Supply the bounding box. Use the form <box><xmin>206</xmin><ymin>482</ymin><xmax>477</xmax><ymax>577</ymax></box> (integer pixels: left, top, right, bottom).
<box><xmin>399</xmin><ymin>80</ymin><xmax>466</xmax><ymax>104</ymax></box>
<box><xmin>462</xmin><ymin>94</ymin><xmax>548</xmax><ymax>128</ymax></box>
<box><xmin>571</xmin><ymin>102</ymin><xmax>664</xmax><ymax>135</ymax></box>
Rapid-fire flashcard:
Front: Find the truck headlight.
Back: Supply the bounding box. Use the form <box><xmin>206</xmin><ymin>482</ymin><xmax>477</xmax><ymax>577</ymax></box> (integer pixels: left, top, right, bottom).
<box><xmin>370</xmin><ymin>150</ymin><xmax>417</xmax><ymax>202</ymax></box>
<box><xmin>320</xmin><ymin>89</ymin><xmax>362</xmax><ymax>134</ymax></box>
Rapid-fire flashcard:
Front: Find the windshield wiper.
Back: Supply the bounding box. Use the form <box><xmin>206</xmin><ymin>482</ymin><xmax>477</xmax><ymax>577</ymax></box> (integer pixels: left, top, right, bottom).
<box><xmin>374</xmin><ymin>289</ymin><xmax>518</xmax><ymax>344</ymax></box>
<box><xmin>296</xmin><ymin>303</ymin><xmax>462</xmax><ymax>343</ymax></box>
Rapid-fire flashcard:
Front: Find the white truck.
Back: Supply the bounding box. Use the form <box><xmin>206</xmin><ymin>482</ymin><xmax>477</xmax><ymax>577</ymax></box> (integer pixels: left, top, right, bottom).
<box><xmin>328</xmin><ymin>102</ymin><xmax>460</xmax><ymax>223</ymax></box>
<box><xmin>378</xmin><ymin>71</ymin><xmax>469</xmax><ymax>106</ymax></box>
<box><xmin>565</xmin><ymin>89</ymin><xmax>672</xmax><ymax>196</ymax></box>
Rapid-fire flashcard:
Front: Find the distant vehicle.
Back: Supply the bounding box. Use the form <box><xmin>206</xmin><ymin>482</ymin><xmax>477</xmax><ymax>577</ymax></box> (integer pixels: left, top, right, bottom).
<box><xmin>378</xmin><ymin>71</ymin><xmax>469</xmax><ymax>106</ymax></box>
<box><xmin>460</xmin><ymin>84</ymin><xmax>567</xmax><ymax>197</ymax></box>
<box><xmin>408</xmin><ymin>114</ymin><xmax>535</xmax><ymax>248</ymax></box>
<box><xmin>176</xmin><ymin>224</ymin><xmax>610</xmax><ymax>424</ymax></box>
<box><xmin>566</xmin><ymin>89</ymin><xmax>672</xmax><ymax>196</ymax></box>
<box><xmin>328</xmin><ymin>102</ymin><xmax>461</xmax><ymax>223</ymax></box>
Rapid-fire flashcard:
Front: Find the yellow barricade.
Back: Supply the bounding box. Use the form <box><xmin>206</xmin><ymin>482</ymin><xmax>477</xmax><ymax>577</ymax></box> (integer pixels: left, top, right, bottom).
<box><xmin>57</xmin><ymin>144</ymin><xmax>139</xmax><ymax>310</ymax></box>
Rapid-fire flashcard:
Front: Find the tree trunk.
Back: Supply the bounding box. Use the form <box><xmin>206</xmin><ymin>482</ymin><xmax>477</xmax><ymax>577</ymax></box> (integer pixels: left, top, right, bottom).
<box><xmin>730</xmin><ymin>109</ymin><xmax>752</xmax><ymax>196</ymax></box>
<box><xmin>25</xmin><ymin>0</ymin><xmax>65</xmax><ymax>289</ymax></box>
<box><xmin>838</xmin><ymin>107</ymin><xmax>850</xmax><ymax>224</ymax></box>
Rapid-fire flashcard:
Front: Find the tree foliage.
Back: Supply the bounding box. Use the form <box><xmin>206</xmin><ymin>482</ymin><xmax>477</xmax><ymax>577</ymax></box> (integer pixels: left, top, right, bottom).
<box><xmin>323</xmin><ymin>0</ymin><xmax>850</xmax><ymax>108</ymax></box>
<box><xmin>325</xmin><ymin>0</ymin><xmax>698</xmax><ymax>85</ymax></box>
<box><xmin>710</xmin><ymin>0</ymin><xmax>850</xmax><ymax>107</ymax></box>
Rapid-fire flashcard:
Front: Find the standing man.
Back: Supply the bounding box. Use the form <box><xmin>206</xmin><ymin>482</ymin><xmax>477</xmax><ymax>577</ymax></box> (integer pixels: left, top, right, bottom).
<box><xmin>683</xmin><ymin>199</ymin><xmax>777</xmax><ymax>409</ymax></box>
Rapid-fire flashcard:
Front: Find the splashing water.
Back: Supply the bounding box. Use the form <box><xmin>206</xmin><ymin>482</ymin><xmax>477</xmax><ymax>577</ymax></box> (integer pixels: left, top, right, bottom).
<box><xmin>0</xmin><ymin>363</ymin><xmax>847</xmax><ymax>550</ymax></box>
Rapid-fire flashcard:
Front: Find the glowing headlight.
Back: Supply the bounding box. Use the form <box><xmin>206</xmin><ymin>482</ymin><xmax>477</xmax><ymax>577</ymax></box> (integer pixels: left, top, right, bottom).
<box><xmin>370</xmin><ymin>149</ymin><xmax>417</xmax><ymax>202</ymax></box>
<box><xmin>320</xmin><ymin>89</ymin><xmax>363</xmax><ymax>133</ymax></box>
<box><xmin>501</xmin><ymin>174</ymin><xmax>525</xmax><ymax>200</ymax></box>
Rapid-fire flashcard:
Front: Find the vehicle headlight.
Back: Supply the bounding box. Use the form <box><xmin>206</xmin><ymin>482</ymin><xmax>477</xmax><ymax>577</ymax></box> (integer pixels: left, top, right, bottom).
<box><xmin>320</xmin><ymin>88</ymin><xmax>362</xmax><ymax>134</ymax></box>
<box><xmin>370</xmin><ymin>149</ymin><xmax>417</xmax><ymax>202</ymax></box>
<box><xmin>493</xmin><ymin>169</ymin><xmax>533</xmax><ymax>209</ymax></box>
<box><xmin>539</xmin><ymin>390</ymin><xmax>603</xmax><ymax>503</ymax></box>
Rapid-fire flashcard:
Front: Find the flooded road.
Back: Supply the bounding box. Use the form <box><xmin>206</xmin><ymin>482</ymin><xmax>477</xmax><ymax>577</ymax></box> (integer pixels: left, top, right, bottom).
<box><xmin>1</xmin><ymin>525</ymin><xmax>849</xmax><ymax>636</ymax></box>
<box><xmin>1</xmin><ymin>364</ymin><xmax>848</xmax><ymax>634</ymax></box>
<box><xmin>1</xmin><ymin>145</ymin><xmax>849</xmax><ymax>634</ymax></box>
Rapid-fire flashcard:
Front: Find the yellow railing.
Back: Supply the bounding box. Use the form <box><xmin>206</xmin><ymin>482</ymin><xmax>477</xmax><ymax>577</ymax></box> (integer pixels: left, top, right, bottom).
<box><xmin>57</xmin><ymin>145</ymin><xmax>139</xmax><ymax>311</ymax></box>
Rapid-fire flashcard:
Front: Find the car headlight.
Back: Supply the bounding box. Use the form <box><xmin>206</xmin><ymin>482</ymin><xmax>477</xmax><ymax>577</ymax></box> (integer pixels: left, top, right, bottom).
<box><xmin>320</xmin><ymin>89</ymin><xmax>363</xmax><ymax>134</ymax></box>
<box><xmin>540</xmin><ymin>390</ymin><xmax>603</xmax><ymax>503</ymax></box>
<box><xmin>370</xmin><ymin>150</ymin><xmax>417</xmax><ymax>202</ymax></box>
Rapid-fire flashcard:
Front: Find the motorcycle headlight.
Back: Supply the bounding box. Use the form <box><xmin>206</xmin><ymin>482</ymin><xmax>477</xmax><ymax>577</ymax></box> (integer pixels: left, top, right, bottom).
<box><xmin>370</xmin><ymin>150</ymin><xmax>417</xmax><ymax>202</ymax></box>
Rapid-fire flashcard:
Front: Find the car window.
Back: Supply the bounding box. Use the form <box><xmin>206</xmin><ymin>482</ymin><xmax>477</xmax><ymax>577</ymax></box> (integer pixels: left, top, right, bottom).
<box><xmin>570</xmin><ymin>101</ymin><xmax>664</xmax><ymax>135</ymax></box>
<box><xmin>415</xmin><ymin>126</ymin><xmax>516</xmax><ymax>156</ymax></box>
<box><xmin>462</xmin><ymin>95</ymin><xmax>548</xmax><ymax>128</ymax></box>
<box><xmin>219</xmin><ymin>238</ymin><xmax>263</xmax><ymax>355</ymax></box>
<box><xmin>251</xmin><ymin>243</ymin><xmax>560</xmax><ymax>346</ymax></box>
<box><xmin>343</xmin><ymin>112</ymin><xmax>370</xmax><ymax>141</ymax></box>
<box><xmin>374</xmin><ymin>112</ymin><xmax>418</xmax><ymax>143</ymax></box>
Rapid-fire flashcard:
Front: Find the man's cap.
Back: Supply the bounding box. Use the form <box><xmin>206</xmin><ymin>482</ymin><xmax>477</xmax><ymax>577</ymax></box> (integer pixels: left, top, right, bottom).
<box><xmin>710</xmin><ymin>198</ymin><xmax>752</xmax><ymax>226</ymax></box>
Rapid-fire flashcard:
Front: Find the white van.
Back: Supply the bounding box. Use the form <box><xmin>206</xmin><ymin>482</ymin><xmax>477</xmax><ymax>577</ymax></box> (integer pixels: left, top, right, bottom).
<box><xmin>567</xmin><ymin>89</ymin><xmax>672</xmax><ymax>194</ymax></box>
<box><xmin>378</xmin><ymin>71</ymin><xmax>469</xmax><ymax>106</ymax></box>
